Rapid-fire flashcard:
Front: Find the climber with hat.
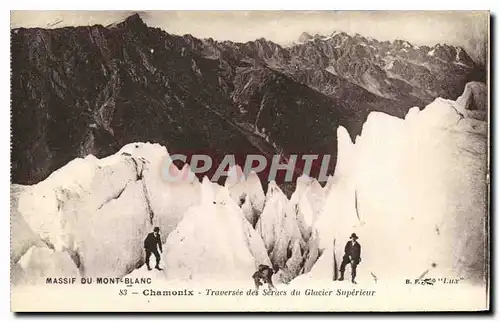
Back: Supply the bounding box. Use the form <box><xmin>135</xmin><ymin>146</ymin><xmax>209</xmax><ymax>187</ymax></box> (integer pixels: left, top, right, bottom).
<box><xmin>144</xmin><ymin>226</ymin><xmax>163</xmax><ymax>271</ymax></box>
<box><xmin>338</xmin><ymin>233</ymin><xmax>361</xmax><ymax>284</ymax></box>
<box><xmin>252</xmin><ymin>264</ymin><xmax>277</xmax><ymax>290</ymax></box>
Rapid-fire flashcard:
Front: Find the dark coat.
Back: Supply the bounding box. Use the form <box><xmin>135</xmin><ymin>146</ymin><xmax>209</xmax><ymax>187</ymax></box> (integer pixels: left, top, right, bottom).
<box><xmin>252</xmin><ymin>265</ymin><xmax>273</xmax><ymax>282</ymax></box>
<box><xmin>344</xmin><ymin>241</ymin><xmax>361</xmax><ymax>263</ymax></box>
<box><xmin>144</xmin><ymin>232</ymin><xmax>162</xmax><ymax>252</ymax></box>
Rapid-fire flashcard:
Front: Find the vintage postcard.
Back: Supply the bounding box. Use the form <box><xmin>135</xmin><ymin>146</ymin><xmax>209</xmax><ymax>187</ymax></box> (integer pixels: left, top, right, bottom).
<box><xmin>10</xmin><ymin>10</ymin><xmax>490</xmax><ymax>312</ymax></box>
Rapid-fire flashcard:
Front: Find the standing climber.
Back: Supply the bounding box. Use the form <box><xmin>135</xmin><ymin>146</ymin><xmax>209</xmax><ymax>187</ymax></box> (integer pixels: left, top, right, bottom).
<box><xmin>339</xmin><ymin>233</ymin><xmax>361</xmax><ymax>284</ymax></box>
<box><xmin>144</xmin><ymin>227</ymin><xmax>163</xmax><ymax>271</ymax></box>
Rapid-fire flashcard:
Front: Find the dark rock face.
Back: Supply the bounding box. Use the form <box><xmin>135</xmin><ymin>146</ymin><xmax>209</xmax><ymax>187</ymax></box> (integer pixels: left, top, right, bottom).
<box><xmin>11</xmin><ymin>14</ymin><xmax>484</xmax><ymax>186</ymax></box>
<box><xmin>288</xmin><ymin>32</ymin><xmax>484</xmax><ymax>103</ymax></box>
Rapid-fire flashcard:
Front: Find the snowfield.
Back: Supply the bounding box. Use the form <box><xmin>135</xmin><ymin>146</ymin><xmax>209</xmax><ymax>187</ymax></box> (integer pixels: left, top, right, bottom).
<box><xmin>11</xmin><ymin>82</ymin><xmax>488</xmax><ymax>304</ymax></box>
<box><xmin>162</xmin><ymin>179</ymin><xmax>271</xmax><ymax>282</ymax></box>
<box><xmin>12</xmin><ymin>143</ymin><xmax>201</xmax><ymax>280</ymax></box>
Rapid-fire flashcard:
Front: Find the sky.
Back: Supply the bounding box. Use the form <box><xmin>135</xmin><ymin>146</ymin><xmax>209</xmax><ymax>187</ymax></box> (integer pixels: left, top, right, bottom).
<box><xmin>10</xmin><ymin>11</ymin><xmax>489</xmax><ymax>65</ymax></box>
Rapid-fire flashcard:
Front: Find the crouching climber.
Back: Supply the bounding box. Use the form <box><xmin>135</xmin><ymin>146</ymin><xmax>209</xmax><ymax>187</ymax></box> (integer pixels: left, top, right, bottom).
<box><xmin>144</xmin><ymin>227</ymin><xmax>163</xmax><ymax>271</ymax></box>
<box><xmin>252</xmin><ymin>264</ymin><xmax>276</xmax><ymax>290</ymax></box>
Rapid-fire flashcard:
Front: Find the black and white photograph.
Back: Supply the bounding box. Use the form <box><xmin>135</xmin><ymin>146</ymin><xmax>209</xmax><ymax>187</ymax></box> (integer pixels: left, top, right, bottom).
<box><xmin>9</xmin><ymin>10</ymin><xmax>490</xmax><ymax>312</ymax></box>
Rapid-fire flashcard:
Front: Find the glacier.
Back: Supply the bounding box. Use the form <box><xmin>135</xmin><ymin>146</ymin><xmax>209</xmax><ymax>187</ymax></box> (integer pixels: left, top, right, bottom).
<box><xmin>301</xmin><ymin>83</ymin><xmax>488</xmax><ymax>285</ymax></box>
<box><xmin>11</xmin><ymin>82</ymin><xmax>488</xmax><ymax>290</ymax></box>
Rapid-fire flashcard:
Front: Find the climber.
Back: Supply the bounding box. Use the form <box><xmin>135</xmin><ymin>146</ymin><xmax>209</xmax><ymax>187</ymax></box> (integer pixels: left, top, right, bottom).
<box><xmin>252</xmin><ymin>264</ymin><xmax>276</xmax><ymax>290</ymax></box>
<box><xmin>338</xmin><ymin>233</ymin><xmax>361</xmax><ymax>284</ymax></box>
<box><xmin>144</xmin><ymin>227</ymin><xmax>163</xmax><ymax>271</ymax></box>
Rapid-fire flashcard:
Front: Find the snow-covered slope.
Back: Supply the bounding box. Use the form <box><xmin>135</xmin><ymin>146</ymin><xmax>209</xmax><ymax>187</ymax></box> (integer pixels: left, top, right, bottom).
<box><xmin>225</xmin><ymin>166</ymin><xmax>265</xmax><ymax>226</ymax></box>
<box><xmin>11</xmin><ymin>143</ymin><xmax>201</xmax><ymax>282</ymax></box>
<box><xmin>302</xmin><ymin>126</ymin><xmax>359</xmax><ymax>277</ymax></box>
<box><xmin>456</xmin><ymin>81</ymin><xmax>488</xmax><ymax>121</ymax></box>
<box><xmin>122</xmin><ymin>177</ymin><xmax>271</xmax><ymax>287</ymax></box>
<box><xmin>15</xmin><ymin>246</ymin><xmax>81</xmax><ymax>285</ymax></box>
<box><xmin>161</xmin><ymin>179</ymin><xmax>271</xmax><ymax>283</ymax></box>
<box><xmin>11</xmin><ymin>185</ymin><xmax>45</xmax><ymax>263</ymax></box>
<box><xmin>313</xmin><ymin>126</ymin><xmax>359</xmax><ymax>252</ymax></box>
<box><xmin>288</xmin><ymin>175</ymin><xmax>325</xmax><ymax>243</ymax></box>
<box><xmin>304</xmin><ymin>82</ymin><xmax>488</xmax><ymax>285</ymax></box>
<box><xmin>255</xmin><ymin>181</ymin><xmax>306</xmax><ymax>282</ymax></box>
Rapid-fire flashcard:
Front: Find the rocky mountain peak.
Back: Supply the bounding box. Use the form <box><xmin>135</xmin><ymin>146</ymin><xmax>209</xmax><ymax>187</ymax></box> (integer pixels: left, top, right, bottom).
<box><xmin>115</xmin><ymin>13</ymin><xmax>148</xmax><ymax>30</ymax></box>
<box><xmin>298</xmin><ymin>32</ymin><xmax>313</xmax><ymax>43</ymax></box>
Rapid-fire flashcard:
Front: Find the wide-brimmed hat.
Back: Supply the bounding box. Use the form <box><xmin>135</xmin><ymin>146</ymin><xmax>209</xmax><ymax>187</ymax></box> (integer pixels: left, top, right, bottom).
<box><xmin>350</xmin><ymin>233</ymin><xmax>358</xmax><ymax>239</ymax></box>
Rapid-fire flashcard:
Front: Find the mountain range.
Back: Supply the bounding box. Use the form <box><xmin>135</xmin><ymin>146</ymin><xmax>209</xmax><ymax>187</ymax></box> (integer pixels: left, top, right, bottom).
<box><xmin>11</xmin><ymin>13</ymin><xmax>486</xmax><ymax>187</ymax></box>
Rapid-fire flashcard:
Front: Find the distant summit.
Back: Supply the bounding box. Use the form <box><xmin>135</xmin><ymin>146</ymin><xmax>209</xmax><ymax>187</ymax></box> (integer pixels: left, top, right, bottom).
<box><xmin>297</xmin><ymin>32</ymin><xmax>313</xmax><ymax>43</ymax></box>
<box><xmin>106</xmin><ymin>13</ymin><xmax>147</xmax><ymax>29</ymax></box>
